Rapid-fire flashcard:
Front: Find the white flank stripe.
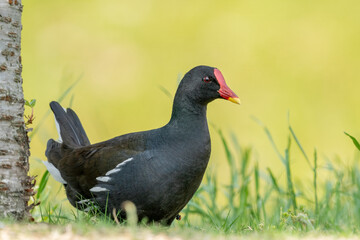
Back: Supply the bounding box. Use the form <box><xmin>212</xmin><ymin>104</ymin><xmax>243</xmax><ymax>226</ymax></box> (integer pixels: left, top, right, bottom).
<box><xmin>116</xmin><ymin>157</ymin><xmax>134</xmax><ymax>168</ymax></box>
<box><xmin>90</xmin><ymin>186</ymin><xmax>109</xmax><ymax>192</ymax></box>
<box><xmin>105</xmin><ymin>168</ymin><xmax>121</xmax><ymax>176</ymax></box>
<box><xmin>104</xmin><ymin>157</ymin><xmax>133</xmax><ymax>176</ymax></box>
<box><xmin>96</xmin><ymin>176</ymin><xmax>111</xmax><ymax>182</ymax></box>
<box><xmin>77</xmin><ymin>199</ymin><xmax>91</xmax><ymax>204</ymax></box>
<box><xmin>54</xmin><ymin>117</ymin><xmax>63</xmax><ymax>143</ymax></box>
<box><xmin>42</xmin><ymin>161</ymin><xmax>67</xmax><ymax>184</ymax></box>
<box><xmin>83</xmin><ymin>207</ymin><xmax>92</xmax><ymax>212</ymax></box>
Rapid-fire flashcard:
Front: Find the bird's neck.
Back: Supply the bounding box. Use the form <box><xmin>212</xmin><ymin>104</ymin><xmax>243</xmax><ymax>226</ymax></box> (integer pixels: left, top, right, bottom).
<box><xmin>162</xmin><ymin>92</ymin><xmax>211</xmax><ymax>170</ymax></box>
<box><xmin>167</xmin><ymin>91</ymin><xmax>208</xmax><ymax>129</ymax></box>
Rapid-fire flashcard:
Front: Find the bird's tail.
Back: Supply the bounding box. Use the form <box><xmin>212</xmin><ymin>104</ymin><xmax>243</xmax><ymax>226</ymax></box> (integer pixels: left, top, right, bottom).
<box><xmin>49</xmin><ymin>101</ymin><xmax>90</xmax><ymax>147</ymax></box>
<box><xmin>45</xmin><ymin>101</ymin><xmax>90</xmax><ymax>174</ymax></box>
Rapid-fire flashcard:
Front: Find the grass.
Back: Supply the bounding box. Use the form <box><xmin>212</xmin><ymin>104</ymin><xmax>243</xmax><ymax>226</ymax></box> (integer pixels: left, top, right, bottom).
<box><xmin>184</xmin><ymin>123</ymin><xmax>360</xmax><ymax>233</ymax></box>
<box><xmin>22</xmin><ymin>82</ymin><xmax>360</xmax><ymax>236</ymax></box>
<box><xmin>26</xmin><ymin>118</ymin><xmax>360</xmax><ymax>235</ymax></box>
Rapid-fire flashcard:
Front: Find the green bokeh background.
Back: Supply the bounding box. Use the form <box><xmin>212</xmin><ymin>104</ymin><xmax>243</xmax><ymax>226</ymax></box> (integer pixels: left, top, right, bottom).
<box><xmin>22</xmin><ymin>0</ymin><xmax>360</xmax><ymax>205</ymax></box>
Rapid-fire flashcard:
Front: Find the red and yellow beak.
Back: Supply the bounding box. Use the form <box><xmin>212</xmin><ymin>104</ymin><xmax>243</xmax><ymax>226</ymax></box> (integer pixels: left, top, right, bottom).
<box><xmin>214</xmin><ymin>69</ymin><xmax>241</xmax><ymax>105</ymax></box>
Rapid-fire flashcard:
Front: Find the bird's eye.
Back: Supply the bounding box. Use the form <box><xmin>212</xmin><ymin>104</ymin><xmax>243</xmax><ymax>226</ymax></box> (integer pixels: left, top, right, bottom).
<box><xmin>202</xmin><ymin>76</ymin><xmax>211</xmax><ymax>83</ymax></box>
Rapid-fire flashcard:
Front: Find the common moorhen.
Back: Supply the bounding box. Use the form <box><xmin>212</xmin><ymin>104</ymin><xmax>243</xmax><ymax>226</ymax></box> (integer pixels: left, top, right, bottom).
<box><xmin>44</xmin><ymin>65</ymin><xmax>240</xmax><ymax>225</ymax></box>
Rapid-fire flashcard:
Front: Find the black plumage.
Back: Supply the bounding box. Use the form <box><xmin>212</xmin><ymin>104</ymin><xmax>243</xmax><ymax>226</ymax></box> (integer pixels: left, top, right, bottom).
<box><xmin>45</xmin><ymin>65</ymin><xmax>240</xmax><ymax>225</ymax></box>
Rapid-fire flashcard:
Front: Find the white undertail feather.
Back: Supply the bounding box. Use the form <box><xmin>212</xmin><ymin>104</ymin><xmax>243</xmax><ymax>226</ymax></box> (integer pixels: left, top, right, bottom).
<box><xmin>43</xmin><ymin>161</ymin><xmax>67</xmax><ymax>184</ymax></box>
<box><xmin>54</xmin><ymin>116</ymin><xmax>62</xmax><ymax>143</ymax></box>
<box><xmin>53</xmin><ymin>107</ymin><xmax>67</xmax><ymax>143</ymax></box>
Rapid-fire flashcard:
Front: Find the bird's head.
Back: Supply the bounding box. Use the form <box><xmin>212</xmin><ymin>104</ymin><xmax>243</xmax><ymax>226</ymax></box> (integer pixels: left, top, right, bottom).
<box><xmin>179</xmin><ymin>65</ymin><xmax>240</xmax><ymax>105</ymax></box>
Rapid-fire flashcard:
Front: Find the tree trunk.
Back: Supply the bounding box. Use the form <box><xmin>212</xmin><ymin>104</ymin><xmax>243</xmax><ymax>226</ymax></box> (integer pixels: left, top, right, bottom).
<box><xmin>0</xmin><ymin>0</ymin><xmax>32</xmax><ymax>220</ymax></box>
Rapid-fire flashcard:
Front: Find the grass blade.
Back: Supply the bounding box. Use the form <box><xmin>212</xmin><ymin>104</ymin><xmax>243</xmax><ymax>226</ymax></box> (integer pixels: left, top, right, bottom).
<box><xmin>345</xmin><ymin>132</ymin><xmax>360</xmax><ymax>151</ymax></box>
<box><xmin>36</xmin><ymin>170</ymin><xmax>50</xmax><ymax>199</ymax></box>
<box><xmin>267</xmin><ymin>168</ymin><xmax>282</xmax><ymax>193</ymax></box>
<box><xmin>253</xmin><ymin>117</ymin><xmax>285</xmax><ymax>164</ymax></box>
<box><xmin>254</xmin><ymin>162</ymin><xmax>261</xmax><ymax>220</ymax></box>
<box><xmin>289</xmin><ymin>125</ymin><xmax>312</xmax><ymax>168</ymax></box>
<box><xmin>313</xmin><ymin>149</ymin><xmax>318</xmax><ymax>218</ymax></box>
<box><xmin>158</xmin><ymin>85</ymin><xmax>172</xmax><ymax>99</ymax></box>
<box><xmin>284</xmin><ymin>135</ymin><xmax>297</xmax><ymax>211</ymax></box>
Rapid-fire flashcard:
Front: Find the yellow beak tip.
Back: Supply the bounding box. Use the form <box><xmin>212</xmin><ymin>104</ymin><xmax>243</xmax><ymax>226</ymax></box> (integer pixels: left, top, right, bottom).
<box><xmin>228</xmin><ymin>97</ymin><xmax>241</xmax><ymax>105</ymax></box>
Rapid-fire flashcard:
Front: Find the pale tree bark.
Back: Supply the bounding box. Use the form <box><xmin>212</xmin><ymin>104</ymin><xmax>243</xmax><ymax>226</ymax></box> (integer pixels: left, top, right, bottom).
<box><xmin>0</xmin><ymin>0</ymin><xmax>33</xmax><ymax>220</ymax></box>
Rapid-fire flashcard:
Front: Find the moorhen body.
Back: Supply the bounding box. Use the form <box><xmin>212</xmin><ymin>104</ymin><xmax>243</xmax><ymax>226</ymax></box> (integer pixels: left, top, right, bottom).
<box><xmin>45</xmin><ymin>65</ymin><xmax>240</xmax><ymax>225</ymax></box>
